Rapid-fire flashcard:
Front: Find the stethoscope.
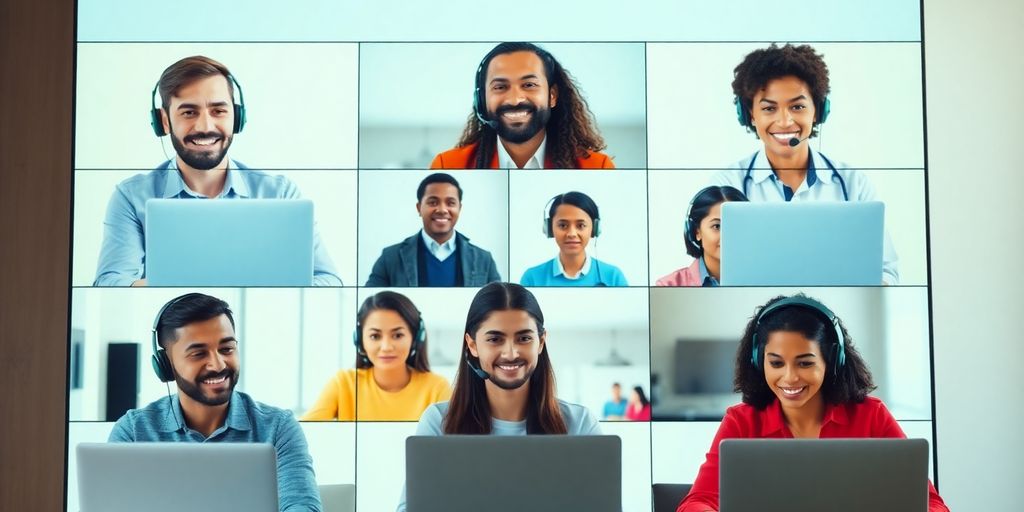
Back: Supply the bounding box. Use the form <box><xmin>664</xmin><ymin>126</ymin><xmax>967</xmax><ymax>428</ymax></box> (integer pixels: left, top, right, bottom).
<box><xmin>742</xmin><ymin>150</ymin><xmax>849</xmax><ymax>201</ymax></box>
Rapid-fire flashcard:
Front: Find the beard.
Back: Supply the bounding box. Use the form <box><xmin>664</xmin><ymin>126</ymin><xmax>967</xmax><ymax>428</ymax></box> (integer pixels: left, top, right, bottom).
<box><xmin>175</xmin><ymin>367</ymin><xmax>238</xmax><ymax>406</ymax></box>
<box><xmin>487</xmin><ymin>358</ymin><xmax>536</xmax><ymax>391</ymax></box>
<box><xmin>490</xmin><ymin>102</ymin><xmax>551</xmax><ymax>144</ymax></box>
<box><xmin>170</xmin><ymin>129</ymin><xmax>232</xmax><ymax>171</ymax></box>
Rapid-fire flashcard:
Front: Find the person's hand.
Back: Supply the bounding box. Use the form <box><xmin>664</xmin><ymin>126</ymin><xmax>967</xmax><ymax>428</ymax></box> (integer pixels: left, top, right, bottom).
<box><xmin>131</xmin><ymin>279</ymin><xmax>147</xmax><ymax>287</ymax></box>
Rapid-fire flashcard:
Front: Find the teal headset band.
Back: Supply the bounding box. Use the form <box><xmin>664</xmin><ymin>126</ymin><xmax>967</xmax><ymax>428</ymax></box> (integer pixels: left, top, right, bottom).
<box><xmin>150</xmin><ymin>72</ymin><xmax>247</xmax><ymax>137</ymax></box>
<box><xmin>734</xmin><ymin>94</ymin><xmax>831</xmax><ymax>129</ymax></box>
<box><xmin>542</xmin><ymin>192</ymin><xmax>601</xmax><ymax>238</ymax></box>
<box><xmin>751</xmin><ymin>296</ymin><xmax>846</xmax><ymax>373</ymax></box>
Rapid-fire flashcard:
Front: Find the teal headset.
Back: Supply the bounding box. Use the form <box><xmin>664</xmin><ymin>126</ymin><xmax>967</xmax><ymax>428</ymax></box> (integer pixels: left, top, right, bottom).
<box><xmin>149</xmin><ymin>73</ymin><xmax>247</xmax><ymax>137</ymax></box>
<box><xmin>352</xmin><ymin>312</ymin><xmax>427</xmax><ymax>365</ymax></box>
<box><xmin>734</xmin><ymin>94</ymin><xmax>830</xmax><ymax>129</ymax></box>
<box><xmin>542</xmin><ymin>193</ymin><xmax>601</xmax><ymax>238</ymax></box>
<box><xmin>150</xmin><ymin>293</ymin><xmax>200</xmax><ymax>383</ymax></box>
<box><xmin>750</xmin><ymin>296</ymin><xmax>846</xmax><ymax>374</ymax></box>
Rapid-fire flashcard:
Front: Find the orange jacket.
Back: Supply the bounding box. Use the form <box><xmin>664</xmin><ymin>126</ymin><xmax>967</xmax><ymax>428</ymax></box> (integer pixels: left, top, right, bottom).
<box><xmin>429</xmin><ymin>141</ymin><xmax>614</xmax><ymax>169</ymax></box>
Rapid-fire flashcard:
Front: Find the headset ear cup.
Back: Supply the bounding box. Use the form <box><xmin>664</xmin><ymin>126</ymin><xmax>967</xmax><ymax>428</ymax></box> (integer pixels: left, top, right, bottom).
<box><xmin>817</xmin><ymin>96</ymin><xmax>830</xmax><ymax>125</ymax></box>
<box><xmin>233</xmin><ymin>103</ymin><xmax>246</xmax><ymax>133</ymax></box>
<box><xmin>734</xmin><ymin>96</ymin><xmax>750</xmax><ymax>128</ymax></box>
<box><xmin>151</xmin><ymin>350</ymin><xmax>174</xmax><ymax>383</ymax></box>
<box><xmin>150</xmin><ymin>109</ymin><xmax>166</xmax><ymax>137</ymax></box>
<box><xmin>592</xmin><ymin>218</ymin><xmax>601</xmax><ymax>237</ymax></box>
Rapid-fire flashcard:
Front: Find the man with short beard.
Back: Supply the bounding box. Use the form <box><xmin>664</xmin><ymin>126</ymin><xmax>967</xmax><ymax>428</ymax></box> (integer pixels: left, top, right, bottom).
<box><xmin>93</xmin><ymin>55</ymin><xmax>341</xmax><ymax>286</ymax></box>
<box><xmin>430</xmin><ymin>42</ymin><xmax>614</xmax><ymax>169</ymax></box>
<box><xmin>108</xmin><ymin>293</ymin><xmax>323</xmax><ymax>511</ymax></box>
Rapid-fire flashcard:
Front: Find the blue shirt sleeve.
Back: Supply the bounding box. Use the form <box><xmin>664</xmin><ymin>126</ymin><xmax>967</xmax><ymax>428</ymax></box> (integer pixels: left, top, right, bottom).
<box><xmin>107</xmin><ymin>411</ymin><xmax>136</xmax><ymax>442</ymax></box>
<box><xmin>272</xmin><ymin>412</ymin><xmax>323</xmax><ymax>512</ymax></box>
<box><xmin>94</xmin><ymin>184</ymin><xmax>146</xmax><ymax>286</ymax></box>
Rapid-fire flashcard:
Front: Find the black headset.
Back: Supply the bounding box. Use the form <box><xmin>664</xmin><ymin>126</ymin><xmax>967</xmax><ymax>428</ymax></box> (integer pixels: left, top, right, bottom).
<box><xmin>750</xmin><ymin>296</ymin><xmax>847</xmax><ymax>374</ymax></box>
<box><xmin>683</xmin><ymin>186</ymin><xmax>721</xmax><ymax>254</ymax></box>
<box><xmin>472</xmin><ymin>43</ymin><xmax>556</xmax><ymax>130</ymax></box>
<box><xmin>542</xmin><ymin>193</ymin><xmax>601</xmax><ymax>238</ymax></box>
<box><xmin>150</xmin><ymin>293</ymin><xmax>201</xmax><ymax>383</ymax></box>
<box><xmin>149</xmin><ymin>73</ymin><xmax>247</xmax><ymax>137</ymax></box>
<box><xmin>352</xmin><ymin>312</ymin><xmax>427</xmax><ymax>365</ymax></box>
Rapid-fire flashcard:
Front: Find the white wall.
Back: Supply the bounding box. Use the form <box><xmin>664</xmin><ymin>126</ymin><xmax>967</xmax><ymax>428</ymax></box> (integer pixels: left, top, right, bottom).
<box><xmin>927</xmin><ymin>1</ymin><xmax>1024</xmax><ymax>510</ymax></box>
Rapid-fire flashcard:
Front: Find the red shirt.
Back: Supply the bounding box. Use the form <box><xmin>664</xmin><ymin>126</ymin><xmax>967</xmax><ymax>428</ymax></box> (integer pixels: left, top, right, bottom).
<box><xmin>677</xmin><ymin>396</ymin><xmax>948</xmax><ymax>512</ymax></box>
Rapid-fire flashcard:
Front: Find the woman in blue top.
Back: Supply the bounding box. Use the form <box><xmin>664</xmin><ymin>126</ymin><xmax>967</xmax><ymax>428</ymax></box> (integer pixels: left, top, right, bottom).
<box><xmin>520</xmin><ymin>191</ymin><xmax>628</xmax><ymax>287</ymax></box>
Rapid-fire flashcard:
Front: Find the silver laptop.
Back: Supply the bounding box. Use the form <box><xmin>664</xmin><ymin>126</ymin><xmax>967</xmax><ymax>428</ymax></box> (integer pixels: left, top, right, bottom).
<box><xmin>720</xmin><ymin>201</ymin><xmax>884</xmax><ymax>286</ymax></box>
<box><xmin>76</xmin><ymin>442</ymin><xmax>278</xmax><ymax>512</ymax></box>
<box><xmin>406</xmin><ymin>435</ymin><xmax>622</xmax><ymax>512</ymax></box>
<box><xmin>145</xmin><ymin>198</ymin><xmax>314</xmax><ymax>286</ymax></box>
<box><xmin>720</xmin><ymin>438</ymin><xmax>929</xmax><ymax>512</ymax></box>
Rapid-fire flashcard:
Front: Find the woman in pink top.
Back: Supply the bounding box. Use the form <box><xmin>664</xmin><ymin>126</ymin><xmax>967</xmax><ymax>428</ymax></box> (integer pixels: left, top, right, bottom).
<box><xmin>656</xmin><ymin>186</ymin><xmax>747</xmax><ymax>287</ymax></box>
<box><xmin>624</xmin><ymin>385</ymin><xmax>651</xmax><ymax>421</ymax></box>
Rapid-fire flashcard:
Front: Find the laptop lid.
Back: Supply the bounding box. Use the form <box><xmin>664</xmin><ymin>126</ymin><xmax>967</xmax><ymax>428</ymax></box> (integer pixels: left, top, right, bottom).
<box><xmin>145</xmin><ymin>199</ymin><xmax>314</xmax><ymax>286</ymax></box>
<box><xmin>719</xmin><ymin>438</ymin><xmax>929</xmax><ymax>512</ymax></box>
<box><xmin>406</xmin><ymin>435</ymin><xmax>622</xmax><ymax>512</ymax></box>
<box><xmin>720</xmin><ymin>201</ymin><xmax>884</xmax><ymax>286</ymax></box>
<box><xmin>76</xmin><ymin>442</ymin><xmax>279</xmax><ymax>512</ymax></box>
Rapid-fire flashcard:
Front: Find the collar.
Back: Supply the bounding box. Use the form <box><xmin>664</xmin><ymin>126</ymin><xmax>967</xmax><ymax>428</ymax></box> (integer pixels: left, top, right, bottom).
<box><xmin>496</xmin><ymin>134</ymin><xmax>547</xmax><ymax>169</ymax></box>
<box><xmin>162</xmin><ymin>158</ymin><xmax>248</xmax><ymax>198</ymax></box>
<box><xmin>759</xmin><ymin>398</ymin><xmax>849</xmax><ymax>437</ymax></box>
<box><xmin>156</xmin><ymin>391</ymin><xmax>252</xmax><ymax>434</ymax></box>
<box><xmin>553</xmin><ymin>253</ymin><xmax>592</xmax><ymax>279</ymax></box>
<box><xmin>745</xmin><ymin>150</ymin><xmax>833</xmax><ymax>190</ymax></box>
<box><xmin>420</xmin><ymin>229</ymin><xmax>457</xmax><ymax>252</ymax></box>
<box><xmin>697</xmin><ymin>257</ymin><xmax>720</xmax><ymax>287</ymax></box>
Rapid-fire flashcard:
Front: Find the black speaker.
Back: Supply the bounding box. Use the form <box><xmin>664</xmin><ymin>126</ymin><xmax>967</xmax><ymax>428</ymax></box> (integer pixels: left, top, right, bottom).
<box><xmin>105</xmin><ymin>342</ymin><xmax>140</xmax><ymax>422</ymax></box>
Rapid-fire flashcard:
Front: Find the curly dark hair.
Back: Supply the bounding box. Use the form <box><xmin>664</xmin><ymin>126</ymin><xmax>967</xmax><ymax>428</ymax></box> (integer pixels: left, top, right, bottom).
<box><xmin>457</xmin><ymin>42</ymin><xmax>606</xmax><ymax>169</ymax></box>
<box><xmin>733</xmin><ymin>294</ymin><xmax>876</xmax><ymax>409</ymax></box>
<box><xmin>732</xmin><ymin>44</ymin><xmax>831</xmax><ymax>137</ymax></box>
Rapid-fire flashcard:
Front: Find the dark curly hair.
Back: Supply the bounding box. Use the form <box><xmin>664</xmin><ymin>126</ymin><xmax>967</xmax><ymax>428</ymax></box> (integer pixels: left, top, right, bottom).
<box><xmin>733</xmin><ymin>294</ymin><xmax>875</xmax><ymax>409</ymax></box>
<box><xmin>732</xmin><ymin>44</ymin><xmax>831</xmax><ymax>137</ymax></box>
<box><xmin>457</xmin><ymin>42</ymin><xmax>607</xmax><ymax>169</ymax></box>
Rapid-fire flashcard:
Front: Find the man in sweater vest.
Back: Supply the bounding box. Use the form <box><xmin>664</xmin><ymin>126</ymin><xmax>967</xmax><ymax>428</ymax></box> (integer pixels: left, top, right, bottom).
<box><xmin>366</xmin><ymin>173</ymin><xmax>502</xmax><ymax>287</ymax></box>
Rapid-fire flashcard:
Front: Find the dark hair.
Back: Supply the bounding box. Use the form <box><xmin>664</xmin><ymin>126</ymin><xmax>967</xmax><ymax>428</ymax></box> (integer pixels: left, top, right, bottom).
<box><xmin>732</xmin><ymin>44</ymin><xmax>830</xmax><ymax>137</ymax></box>
<box><xmin>354</xmin><ymin>291</ymin><xmax>430</xmax><ymax>372</ymax></box>
<box><xmin>157</xmin><ymin>55</ymin><xmax>235</xmax><ymax>112</ymax></box>
<box><xmin>444</xmin><ymin>282</ymin><xmax>567</xmax><ymax>434</ymax></box>
<box><xmin>631</xmin><ymin>386</ymin><xmax>649</xmax><ymax>407</ymax></box>
<box><xmin>155</xmin><ymin>293</ymin><xmax>235</xmax><ymax>348</ymax></box>
<box><xmin>548</xmin><ymin>191</ymin><xmax>599</xmax><ymax>237</ymax></box>
<box><xmin>734</xmin><ymin>294</ymin><xmax>876</xmax><ymax>409</ymax></box>
<box><xmin>416</xmin><ymin>173</ymin><xmax>463</xmax><ymax>202</ymax></box>
<box><xmin>685</xmin><ymin>186</ymin><xmax>748</xmax><ymax>258</ymax></box>
<box><xmin>457</xmin><ymin>42</ymin><xmax>607</xmax><ymax>169</ymax></box>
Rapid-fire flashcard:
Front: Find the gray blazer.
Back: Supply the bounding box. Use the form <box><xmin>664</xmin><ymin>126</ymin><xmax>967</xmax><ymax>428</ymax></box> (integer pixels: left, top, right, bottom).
<box><xmin>365</xmin><ymin>232</ymin><xmax>501</xmax><ymax>287</ymax></box>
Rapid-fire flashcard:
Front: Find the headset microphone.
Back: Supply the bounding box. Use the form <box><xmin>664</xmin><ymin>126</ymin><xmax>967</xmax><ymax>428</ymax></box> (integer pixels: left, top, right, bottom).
<box><xmin>788</xmin><ymin>135</ymin><xmax>811</xmax><ymax>147</ymax></box>
<box><xmin>466</xmin><ymin>358</ymin><xmax>491</xmax><ymax>380</ymax></box>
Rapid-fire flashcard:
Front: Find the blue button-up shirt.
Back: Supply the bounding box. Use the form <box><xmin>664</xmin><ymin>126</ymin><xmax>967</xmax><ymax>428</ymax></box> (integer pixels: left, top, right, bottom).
<box><xmin>108</xmin><ymin>391</ymin><xmax>322</xmax><ymax>512</ymax></box>
<box><xmin>93</xmin><ymin>159</ymin><xmax>342</xmax><ymax>286</ymax></box>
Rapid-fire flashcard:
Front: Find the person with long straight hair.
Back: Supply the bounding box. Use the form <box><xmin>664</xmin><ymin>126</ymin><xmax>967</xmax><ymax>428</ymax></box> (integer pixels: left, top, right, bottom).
<box><xmin>303</xmin><ymin>291</ymin><xmax>450</xmax><ymax>421</ymax></box>
<box><xmin>395</xmin><ymin>282</ymin><xmax>600</xmax><ymax>511</ymax></box>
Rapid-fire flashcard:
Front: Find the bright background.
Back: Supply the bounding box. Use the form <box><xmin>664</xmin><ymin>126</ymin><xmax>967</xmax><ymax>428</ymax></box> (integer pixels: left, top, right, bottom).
<box><xmin>646</xmin><ymin>43</ymin><xmax>925</xmax><ymax>170</ymax></box>
<box><xmin>357</xmin><ymin>170</ymin><xmax>509</xmax><ymax>285</ymax></box>
<box><xmin>75</xmin><ymin>43</ymin><xmax>358</xmax><ymax>170</ymax></box>
<box><xmin>508</xmin><ymin>170</ymin><xmax>650</xmax><ymax>286</ymax></box>
<box><xmin>358</xmin><ymin>43</ymin><xmax>647</xmax><ymax>169</ymax></box>
<box><xmin>646</xmin><ymin>169</ymin><xmax>928</xmax><ymax>285</ymax></box>
<box><xmin>72</xmin><ymin>170</ymin><xmax>358</xmax><ymax>286</ymax></box>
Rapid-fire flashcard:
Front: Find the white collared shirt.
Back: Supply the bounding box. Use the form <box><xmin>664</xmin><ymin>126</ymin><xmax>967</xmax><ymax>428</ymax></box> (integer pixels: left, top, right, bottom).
<box><xmin>496</xmin><ymin>135</ymin><xmax>547</xmax><ymax>169</ymax></box>
<box><xmin>420</xmin><ymin>229</ymin><xmax>457</xmax><ymax>262</ymax></box>
<box><xmin>553</xmin><ymin>253</ymin><xmax>592</xmax><ymax>280</ymax></box>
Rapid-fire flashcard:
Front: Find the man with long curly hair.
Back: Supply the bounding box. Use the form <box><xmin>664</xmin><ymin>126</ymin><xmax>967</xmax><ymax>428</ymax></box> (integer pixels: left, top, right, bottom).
<box><xmin>430</xmin><ymin>42</ymin><xmax>614</xmax><ymax>169</ymax></box>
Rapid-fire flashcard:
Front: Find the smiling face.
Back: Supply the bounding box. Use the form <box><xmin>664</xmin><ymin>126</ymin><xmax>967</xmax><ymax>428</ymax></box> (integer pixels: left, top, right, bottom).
<box><xmin>762</xmin><ymin>330</ymin><xmax>826</xmax><ymax>413</ymax></box>
<box><xmin>417</xmin><ymin>182</ymin><xmax>461</xmax><ymax>244</ymax></box>
<box><xmin>163</xmin><ymin>74</ymin><xmax>235</xmax><ymax>171</ymax></box>
<box><xmin>465</xmin><ymin>309</ymin><xmax>545</xmax><ymax>391</ymax></box>
<box><xmin>749</xmin><ymin>75</ymin><xmax>817</xmax><ymax>163</ymax></box>
<box><xmin>167</xmin><ymin>314</ymin><xmax>239</xmax><ymax>407</ymax></box>
<box><xmin>360</xmin><ymin>309</ymin><xmax>414</xmax><ymax>371</ymax></box>
<box><xmin>695</xmin><ymin>202</ymin><xmax>724</xmax><ymax>262</ymax></box>
<box><xmin>551</xmin><ymin>204</ymin><xmax>593</xmax><ymax>257</ymax></box>
<box><xmin>484</xmin><ymin>51</ymin><xmax>558</xmax><ymax>144</ymax></box>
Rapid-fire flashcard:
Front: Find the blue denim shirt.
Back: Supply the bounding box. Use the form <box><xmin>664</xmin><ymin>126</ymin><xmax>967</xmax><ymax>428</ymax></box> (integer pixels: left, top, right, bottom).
<box><xmin>108</xmin><ymin>391</ymin><xmax>322</xmax><ymax>512</ymax></box>
<box><xmin>93</xmin><ymin>159</ymin><xmax>342</xmax><ymax>286</ymax></box>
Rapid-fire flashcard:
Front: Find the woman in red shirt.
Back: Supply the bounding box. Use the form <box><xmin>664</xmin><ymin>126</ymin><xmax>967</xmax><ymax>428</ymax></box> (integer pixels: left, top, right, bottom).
<box><xmin>677</xmin><ymin>294</ymin><xmax>948</xmax><ymax>512</ymax></box>
<box><xmin>624</xmin><ymin>385</ymin><xmax>651</xmax><ymax>421</ymax></box>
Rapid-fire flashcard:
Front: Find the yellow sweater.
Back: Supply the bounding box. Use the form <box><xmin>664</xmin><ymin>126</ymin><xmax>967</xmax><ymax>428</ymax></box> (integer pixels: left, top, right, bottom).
<box><xmin>302</xmin><ymin>368</ymin><xmax>451</xmax><ymax>421</ymax></box>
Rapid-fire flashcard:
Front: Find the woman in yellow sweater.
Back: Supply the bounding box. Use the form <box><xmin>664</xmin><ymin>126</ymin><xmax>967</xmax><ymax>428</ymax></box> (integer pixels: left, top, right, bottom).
<box><xmin>303</xmin><ymin>291</ymin><xmax>452</xmax><ymax>421</ymax></box>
